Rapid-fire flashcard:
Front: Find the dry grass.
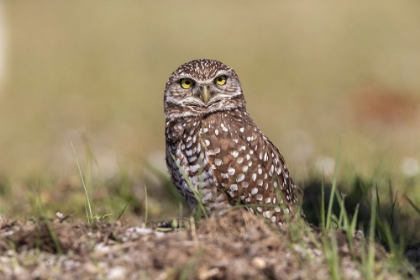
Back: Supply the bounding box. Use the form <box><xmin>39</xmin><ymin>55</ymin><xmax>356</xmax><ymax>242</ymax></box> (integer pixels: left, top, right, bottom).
<box><xmin>1</xmin><ymin>1</ymin><xmax>420</xmax><ymax>180</ymax></box>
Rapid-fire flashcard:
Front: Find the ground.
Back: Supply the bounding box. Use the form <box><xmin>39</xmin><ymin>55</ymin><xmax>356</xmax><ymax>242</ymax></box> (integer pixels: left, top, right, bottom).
<box><xmin>1</xmin><ymin>209</ymin><xmax>418</xmax><ymax>280</ymax></box>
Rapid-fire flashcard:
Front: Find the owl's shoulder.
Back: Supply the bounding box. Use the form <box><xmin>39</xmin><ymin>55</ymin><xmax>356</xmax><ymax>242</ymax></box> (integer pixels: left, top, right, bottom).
<box><xmin>166</xmin><ymin>117</ymin><xmax>202</xmax><ymax>143</ymax></box>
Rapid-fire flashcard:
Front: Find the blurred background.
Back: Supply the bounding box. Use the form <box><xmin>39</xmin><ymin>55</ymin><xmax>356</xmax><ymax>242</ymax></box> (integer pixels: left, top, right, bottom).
<box><xmin>0</xmin><ymin>1</ymin><xmax>420</xmax><ymax>224</ymax></box>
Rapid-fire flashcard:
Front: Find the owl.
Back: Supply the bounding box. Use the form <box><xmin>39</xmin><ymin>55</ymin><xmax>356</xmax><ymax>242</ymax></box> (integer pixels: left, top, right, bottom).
<box><xmin>164</xmin><ymin>59</ymin><xmax>304</xmax><ymax>226</ymax></box>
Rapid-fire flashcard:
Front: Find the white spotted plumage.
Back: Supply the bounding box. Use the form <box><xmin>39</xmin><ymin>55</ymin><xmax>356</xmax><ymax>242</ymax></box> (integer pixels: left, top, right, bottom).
<box><xmin>164</xmin><ymin>59</ymin><xmax>304</xmax><ymax>225</ymax></box>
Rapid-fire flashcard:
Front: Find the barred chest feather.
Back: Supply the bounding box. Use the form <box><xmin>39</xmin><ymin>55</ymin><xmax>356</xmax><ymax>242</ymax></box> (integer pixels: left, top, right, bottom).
<box><xmin>165</xmin><ymin>108</ymin><xmax>302</xmax><ymax>226</ymax></box>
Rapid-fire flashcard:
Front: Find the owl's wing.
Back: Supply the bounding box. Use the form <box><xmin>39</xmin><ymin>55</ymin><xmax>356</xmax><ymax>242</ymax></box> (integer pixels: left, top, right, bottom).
<box><xmin>165</xmin><ymin>119</ymin><xmax>200</xmax><ymax>208</ymax></box>
<box><xmin>201</xmin><ymin>109</ymin><xmax>302</xmax><ymax>223</ymax></box>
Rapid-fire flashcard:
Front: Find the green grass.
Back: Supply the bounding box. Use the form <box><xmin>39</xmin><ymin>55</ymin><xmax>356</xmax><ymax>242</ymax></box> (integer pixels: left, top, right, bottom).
<box><xmin>71</xmin><ymin>142</ymin><xmax>94</xmax><ymax>224</ymax></box>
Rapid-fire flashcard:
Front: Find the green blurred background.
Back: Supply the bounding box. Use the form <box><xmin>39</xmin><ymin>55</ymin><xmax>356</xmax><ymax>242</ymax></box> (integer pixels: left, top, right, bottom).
<box><xmin>1</xmin><ymin>1</ymin><xmax>420</xmax><ymax>220</ymax></box>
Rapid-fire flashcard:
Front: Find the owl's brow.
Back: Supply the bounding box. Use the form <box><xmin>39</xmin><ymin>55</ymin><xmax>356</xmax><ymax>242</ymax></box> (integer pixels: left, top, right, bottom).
<box><xmin>174</xmin><ymin>70</ymin><xmax>232</xmax><ymax>82</ymax></box>
<box><xmin>214</xmin><ymin>69</ymin><xmax>231</xmax><ymax>77</ymax></box>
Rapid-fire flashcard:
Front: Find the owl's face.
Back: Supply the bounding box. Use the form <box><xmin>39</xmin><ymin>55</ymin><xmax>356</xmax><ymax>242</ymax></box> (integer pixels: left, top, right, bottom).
<box><xmin>164</xmin><ymin>59</ymin><xmax>246</xmax><ymax>120</ymax></box>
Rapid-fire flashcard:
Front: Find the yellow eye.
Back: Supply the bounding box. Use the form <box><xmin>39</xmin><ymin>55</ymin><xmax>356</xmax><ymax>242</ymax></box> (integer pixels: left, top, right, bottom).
<box><xmin>180</xmin><ymin>78</ymin><xmax>194</xmax><ymax>89</ymax></box>
<box><xmin>215</xmin><ymin>75</ymin><xmax>227</xmax><ymax>85</ymax></box>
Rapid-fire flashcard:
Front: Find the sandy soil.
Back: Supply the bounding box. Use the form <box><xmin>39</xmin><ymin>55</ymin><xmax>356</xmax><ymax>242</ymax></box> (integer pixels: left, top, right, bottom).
<box><xmin>0</xmin><ymin>210</ymin><xmax>418</xmax><ymax>279</ymax></box>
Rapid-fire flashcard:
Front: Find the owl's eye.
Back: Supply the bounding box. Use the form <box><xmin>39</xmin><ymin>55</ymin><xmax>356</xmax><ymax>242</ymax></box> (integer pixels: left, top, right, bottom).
<box><xmin>180</xmin><ymin>78</ymin><xmax>194</xmax><ymax>89</ymax></box>
<box><xmin>215</xmin><ymin>75</ymin><xmax>227</xmax><ymax>85</ymax></box>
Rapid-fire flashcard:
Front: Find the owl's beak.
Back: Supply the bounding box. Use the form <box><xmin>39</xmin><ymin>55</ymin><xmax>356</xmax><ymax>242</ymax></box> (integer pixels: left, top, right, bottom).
<box><xmin>200</xmin><ymin>86</ymin><xmax>211</xmax><ymax>104</ymax></box>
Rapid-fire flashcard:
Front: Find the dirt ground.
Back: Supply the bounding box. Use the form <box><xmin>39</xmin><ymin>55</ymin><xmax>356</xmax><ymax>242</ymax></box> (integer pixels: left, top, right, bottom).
<box><xmin>0</xmin><ymin>210</ymin><xmax>419</xmax><ymax>280</ymax></box>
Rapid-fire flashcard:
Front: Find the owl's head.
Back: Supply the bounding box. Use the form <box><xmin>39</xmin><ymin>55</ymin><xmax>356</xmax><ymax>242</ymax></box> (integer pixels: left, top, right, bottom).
<box><xmin>164</xmin><ymin>59</ymin><xmax>246</xmax><ymax>120</ymax></box>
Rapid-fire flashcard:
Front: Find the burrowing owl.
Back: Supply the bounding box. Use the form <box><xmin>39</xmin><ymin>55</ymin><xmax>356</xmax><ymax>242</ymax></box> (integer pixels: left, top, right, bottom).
<box><xmin>164</xmin><ymin>59</ymin><xmax>303</xmax><ymax>226</ymax></box>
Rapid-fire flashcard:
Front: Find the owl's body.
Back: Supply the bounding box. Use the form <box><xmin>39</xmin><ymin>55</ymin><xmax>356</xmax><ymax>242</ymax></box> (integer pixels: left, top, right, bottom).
<box><xmin>164</xmin><ymin>59</ymin><xmax>303</xmax><ymax>226</ymax></box>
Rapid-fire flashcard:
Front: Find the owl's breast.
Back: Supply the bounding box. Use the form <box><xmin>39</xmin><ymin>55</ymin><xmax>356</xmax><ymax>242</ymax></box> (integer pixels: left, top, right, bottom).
<box><xmin>198</xmin><ymin>110</ymin><xmax>252</xmax><ymax>189</ymax></box>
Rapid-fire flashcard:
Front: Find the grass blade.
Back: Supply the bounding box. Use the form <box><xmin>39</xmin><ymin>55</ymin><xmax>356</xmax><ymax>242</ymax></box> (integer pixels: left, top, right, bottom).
<box><xmin>71</xmin><ymin>142</ymin><xmax>94</xmax><ymax>223</ymax></box>
<box><xmin>326</xmin><ymin>138</ymin><xmax>342</xmax><ymax>229</ymax></box>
